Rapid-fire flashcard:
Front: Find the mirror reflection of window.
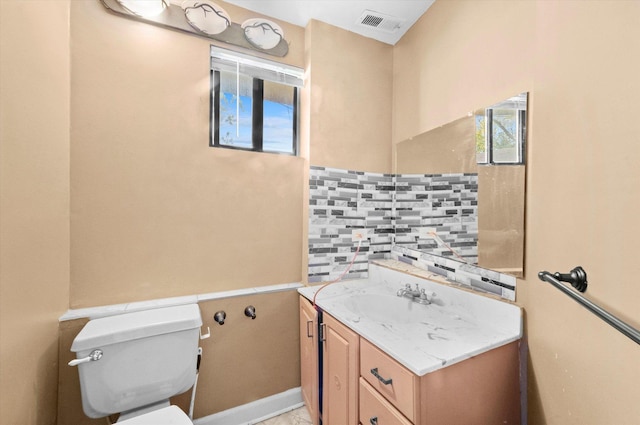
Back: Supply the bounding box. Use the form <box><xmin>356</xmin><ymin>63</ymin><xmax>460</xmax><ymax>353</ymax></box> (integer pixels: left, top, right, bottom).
<box><xmin>476</xmin><ymin>92</ymin><xmax>527</xmax><ymax>165</ymax></box>
<box><xmin>475</xmin><ymin>114</ymin><xmax>487</xmax><ymax>163</ymax></box>
<box><xmin>491</xmin><ymin>107</ymin><xmax>520</xmax><ymax>163</ymax></box>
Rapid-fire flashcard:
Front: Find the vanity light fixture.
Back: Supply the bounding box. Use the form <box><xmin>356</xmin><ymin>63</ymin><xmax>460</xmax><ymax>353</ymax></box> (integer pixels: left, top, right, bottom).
<box><xmin>116</xmin><ymin>0</ymin><xmax>167</xmax><ymax>17</ymax></box>
<box><xmin>101</xmin><ymin>0</ymin><xmax>289</xmax><ymax>56</ymax></box>
<box><xmin>242</xmin><ymin>18</ymin><xmax>284</xmax><ymax>50</ymax></box>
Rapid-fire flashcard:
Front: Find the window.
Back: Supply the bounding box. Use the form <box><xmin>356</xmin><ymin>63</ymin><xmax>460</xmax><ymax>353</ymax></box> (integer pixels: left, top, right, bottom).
<box><xmin>210</xmin><ymin>46</ymin><xmax>303</xmax><ymax>155</ymax></box>
<box><xmin>476</xmin><ymin>93</ymin><xmax>527</xmax><ymax>165</ymax></box>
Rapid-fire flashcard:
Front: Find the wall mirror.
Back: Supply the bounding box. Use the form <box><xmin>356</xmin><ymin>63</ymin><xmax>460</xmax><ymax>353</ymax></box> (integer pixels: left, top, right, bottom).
<box><xmin>395</xmin><ymin>92</ymin><xmax>528</xmax><ymax>277</ymax></box>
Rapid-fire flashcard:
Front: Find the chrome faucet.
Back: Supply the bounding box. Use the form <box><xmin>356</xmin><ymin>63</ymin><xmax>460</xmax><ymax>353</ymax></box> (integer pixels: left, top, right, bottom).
<box><xmin>397</xmin><ymin>283</ymin><xmax>435</xmax><ymax>305</ymax></box>
<box><xmin>397</xmin><ymin>283</ymin><xmax>420</xmax><ymax>299</ymax></box>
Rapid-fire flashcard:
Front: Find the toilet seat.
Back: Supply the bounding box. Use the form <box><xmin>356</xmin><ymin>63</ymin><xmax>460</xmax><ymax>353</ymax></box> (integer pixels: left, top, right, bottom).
<box><xmin>117</xmin><ymin>405</ymin><xmax>192</xmax><ymax>424</ymax></box>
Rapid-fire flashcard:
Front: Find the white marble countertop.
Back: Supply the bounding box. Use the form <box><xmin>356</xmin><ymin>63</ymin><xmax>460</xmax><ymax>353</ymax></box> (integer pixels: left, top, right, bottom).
<box><xmin>298</xmin><ymin>263</ymin><xmax>522</xmax><ymax>376</ymax></box>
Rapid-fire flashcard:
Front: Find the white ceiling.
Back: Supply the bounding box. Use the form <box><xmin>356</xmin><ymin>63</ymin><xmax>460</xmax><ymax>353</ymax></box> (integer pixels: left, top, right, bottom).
<box><xmin>223</xmin><ymin>0</ymin><xmax>436</xmax><ymax>45</ymax></box>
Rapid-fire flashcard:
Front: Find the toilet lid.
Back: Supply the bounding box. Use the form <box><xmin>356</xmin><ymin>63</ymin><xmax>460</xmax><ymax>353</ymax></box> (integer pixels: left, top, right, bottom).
<box><xmin>117</xmin><ymin>406</ymin><xmax>192</xmax><ymax>425</ymax></box>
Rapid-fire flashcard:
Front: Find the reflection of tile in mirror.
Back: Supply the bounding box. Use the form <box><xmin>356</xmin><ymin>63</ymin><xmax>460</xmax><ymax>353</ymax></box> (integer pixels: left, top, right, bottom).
<box><xmin>394</xmin><ymin>92</ymin><xmax>528</xmax><ymax>278</ymax></box>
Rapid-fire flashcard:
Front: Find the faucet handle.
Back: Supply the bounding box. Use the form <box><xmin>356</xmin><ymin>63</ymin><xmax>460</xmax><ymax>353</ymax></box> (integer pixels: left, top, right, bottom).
<box><xmin>420</xmin><ymin>288</ymin><xmax>436</xmax><ymax>302</ymax></box>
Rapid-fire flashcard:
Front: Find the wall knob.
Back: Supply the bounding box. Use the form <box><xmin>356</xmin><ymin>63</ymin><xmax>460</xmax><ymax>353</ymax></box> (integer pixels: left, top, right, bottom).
<box><xmin>244</xmin><ymin>305</ymin><xmax>256</xmax><ymax>319</ymax></box>
<box><xmin>214</xmin><ymin>311</ymin><xmax>226</xmax><ymax>325</ymax></box>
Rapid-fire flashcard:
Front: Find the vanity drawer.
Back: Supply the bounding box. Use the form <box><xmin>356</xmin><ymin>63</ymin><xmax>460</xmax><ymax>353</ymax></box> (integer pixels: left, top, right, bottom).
<box><xmin>360</xmin><ymin>338</ymin><xmax>418</xmax><ymax>422</ymax></box>
<box><xmin>359</xmin><ymin>378</ymin><xmax>412</xmax><ymax>425</ymax></box>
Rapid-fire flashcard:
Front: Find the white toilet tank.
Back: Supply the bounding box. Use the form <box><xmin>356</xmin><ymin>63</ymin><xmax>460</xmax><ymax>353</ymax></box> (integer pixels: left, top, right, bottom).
<box><xmin>71</xmin><ymin>304</ymin><xmax>202</xmax><ymax>419</ymax></box>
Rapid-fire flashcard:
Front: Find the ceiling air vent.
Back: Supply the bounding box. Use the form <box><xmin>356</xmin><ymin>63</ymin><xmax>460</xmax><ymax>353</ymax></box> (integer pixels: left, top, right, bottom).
<box><xmin>356</xmin><ymin>10</ymin><xmax>405</xmax><ymax>33</ymax></box>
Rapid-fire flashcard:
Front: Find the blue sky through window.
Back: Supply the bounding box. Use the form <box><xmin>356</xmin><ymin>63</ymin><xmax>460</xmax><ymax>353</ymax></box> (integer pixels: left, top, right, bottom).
<box><xmin>219</xmin><ymin>93</ymin><xmax>294</xmax><ymax>153</ymax></box>
<box><xmin>264</xmin><ymin>99</ymin><xmax>294</xmax><ymax>153</ymax></box>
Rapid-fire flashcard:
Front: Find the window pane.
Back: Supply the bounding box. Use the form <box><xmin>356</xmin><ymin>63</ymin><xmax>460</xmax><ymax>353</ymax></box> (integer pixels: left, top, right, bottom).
<box><xmin>491</xmin><ymin>108</ymin><xmax>519</xmax><ymax>163</ymax></box>
<box><xmin>262</xmin><ymin>80</ymin><xmax>295</xmax><ymax>154</ymax></box>
<box><xmin>219</xmin><ymin>71</ymin><xmax>253</xmax><ymax>149</ymax></box>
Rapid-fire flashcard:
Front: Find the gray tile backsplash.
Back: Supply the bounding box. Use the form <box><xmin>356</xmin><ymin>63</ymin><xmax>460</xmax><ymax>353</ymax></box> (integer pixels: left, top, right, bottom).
<box><xmin>308</xmin><ymin>165</ymin><xmax>516</xmax><ymax>301</ymax></box>
<box><xmin>308</xmin><ymin>166</ymin><xmax>393</xmax><ymax>282</ymax></box>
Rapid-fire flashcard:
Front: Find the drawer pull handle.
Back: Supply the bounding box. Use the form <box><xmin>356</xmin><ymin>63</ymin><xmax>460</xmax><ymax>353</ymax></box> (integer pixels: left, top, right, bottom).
<box><xmin>306</xmin><ymin>320</ymin><xmax>313</xmax><ymax>338</ymax></box>
<box><xmin>370</xmin><ymin>367</ymin><xmax>393</xmax><ymax>385</ymax></box>
<box><xmin>370</xmin><ymin>416</ymin><xmax>378</xmax><ymax>425</ymax></box>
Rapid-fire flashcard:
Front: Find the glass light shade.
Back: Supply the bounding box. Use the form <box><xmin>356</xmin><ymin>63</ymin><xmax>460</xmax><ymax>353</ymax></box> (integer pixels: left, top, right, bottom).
<box><xmin>117</xmin><ymin>0</ymin><xmax>167</xmax><ymax>17</ymax></box>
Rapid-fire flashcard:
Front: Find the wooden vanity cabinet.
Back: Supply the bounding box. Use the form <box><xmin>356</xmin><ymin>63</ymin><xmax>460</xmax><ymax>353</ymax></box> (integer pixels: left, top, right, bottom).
<box><xmin>322</xmin><ymin>312</ymin><xmax>359</xmax><ymax>425</ymax></box>
<box><xmin>299</xmin><ymin>297</ymin><xmax>319</xmax><ymax>425</ymax></box>
<box><xmin>360</xmin><ymin>337</ymin><xmax>521</xmax><ymax>425</ymax></box>
<box><xmin>299</xmin><ymin>296</ymin><xmax>360</xmax><ymax>425</ymax></box>
<box><xmin>300</xmin><ymin>296</ymin><xmax>521</xmax><ymax>425</ymax></box>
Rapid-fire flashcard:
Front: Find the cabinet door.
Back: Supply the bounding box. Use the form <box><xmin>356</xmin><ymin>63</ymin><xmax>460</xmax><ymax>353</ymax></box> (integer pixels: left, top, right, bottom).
<box><xmin>299</xmin><ymin>297</ymin><xmax>319</xmax><ymax>425</ymax></box>
<box><xmin>322</xmin><ymin>313</ymin><xmax>359</xmax><ymax>425</ymax></box>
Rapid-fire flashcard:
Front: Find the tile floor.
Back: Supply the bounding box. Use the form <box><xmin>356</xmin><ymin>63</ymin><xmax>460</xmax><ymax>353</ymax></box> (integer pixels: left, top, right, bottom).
<box><xmin>253</xmin><ymin>406</ymin><xmax>312</xmax><ymax>425</ymax></box>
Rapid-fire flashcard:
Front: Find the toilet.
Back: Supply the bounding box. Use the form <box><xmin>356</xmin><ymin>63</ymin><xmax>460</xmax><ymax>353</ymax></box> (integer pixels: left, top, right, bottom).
<box><xmin>69</xmin><ymin>304</ymin><xmax>203</xmax><ymax>424</ymax></box>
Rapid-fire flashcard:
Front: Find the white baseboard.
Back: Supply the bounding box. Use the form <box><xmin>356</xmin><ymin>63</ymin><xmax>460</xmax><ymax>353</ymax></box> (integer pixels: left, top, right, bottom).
<box><xmin>193</xmin><ymin>387</ymin><xmax>304</xmax><ymax>425</ymax></box>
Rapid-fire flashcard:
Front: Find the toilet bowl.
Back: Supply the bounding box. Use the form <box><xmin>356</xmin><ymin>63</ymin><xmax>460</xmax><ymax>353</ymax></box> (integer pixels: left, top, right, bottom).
<box><xmin>69</xmin><ymin>304</ymin><xmax>202</xmax><ymax>423</ymax></box>
<box><xmin>117</xmin><ymin>406</ymin><xmax>192</xmax><ymax>424</ymax></box>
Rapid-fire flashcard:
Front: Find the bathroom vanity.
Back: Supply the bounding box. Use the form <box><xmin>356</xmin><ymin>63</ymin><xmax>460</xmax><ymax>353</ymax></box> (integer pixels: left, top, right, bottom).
<box><xmin>299</xmin><ymin>262</ymin><xmax>523</xmax><ymax>425</ymax></box>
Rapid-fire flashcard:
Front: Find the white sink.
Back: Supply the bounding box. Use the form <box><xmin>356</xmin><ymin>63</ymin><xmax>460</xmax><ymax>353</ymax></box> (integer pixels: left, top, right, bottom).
<box><xmin>343</xmin><ymin>294</ymin><xmax>426</xmax><ymax>324</ymax></box>
<box><xmin>298</xmin><ymin>262</ymin><xmax>522</xmax><ymax>375</ymax></box>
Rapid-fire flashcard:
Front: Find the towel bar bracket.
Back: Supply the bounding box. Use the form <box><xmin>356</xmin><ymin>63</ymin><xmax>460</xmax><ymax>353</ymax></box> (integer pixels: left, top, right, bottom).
<box><xmin>553</xmin><ymin>266</ymin><xmax>588</xmax><ymax>292</ymax></box>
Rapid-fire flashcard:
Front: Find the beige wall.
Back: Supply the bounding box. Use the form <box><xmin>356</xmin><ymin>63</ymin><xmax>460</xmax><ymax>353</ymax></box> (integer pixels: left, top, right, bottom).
<box><xmin>307</xmin><ymin>20</ymin><xmax>393</xmax><ymax>174</ymax></box>
<box><xmin>394</xmin><ymin>0</ymin><xmax>640</xmax><ymax>423</ymax></box>
<box><xmin>60</xmin><ymin>3</ymin><xmax>306</xmax><ymax>422</ymax></box>
<box><xmin>392</xmin><ymin>0</ymin><xmax>535</xmax><ymax>146</ymax></box>
<box><xmin>300</xmin><ymin>19</ymin><xmax>394</xmax><ymax>280</ymax></box>
<box><xmin>70</xmin><ymin>0</ymin><xmax>305</xmax><ymax>308</ymax></box>
<box><xmin>0</xmin><ymin>1</ymin><xmax>71</xmax><ymax>425</ymax></box>
<box><xmin>1</xmin><ymin>1</ymin><xmax>393</xmax><ymax>422</ymax></box>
